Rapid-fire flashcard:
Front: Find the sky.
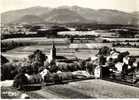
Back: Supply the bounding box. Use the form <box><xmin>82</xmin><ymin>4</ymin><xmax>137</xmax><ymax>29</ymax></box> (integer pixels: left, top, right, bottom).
<box><xmin>0</xmin><ymin>0</ymin><xmax>139</xmax><ymax>13</ymax></box>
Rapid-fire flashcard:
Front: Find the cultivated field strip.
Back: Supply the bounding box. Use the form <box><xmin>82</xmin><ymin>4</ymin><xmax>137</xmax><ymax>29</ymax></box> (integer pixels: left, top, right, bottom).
<box><xmin>2</xmin><ymin>44</ymin><xmax>139</xmax><ymax>61</ymax></box>
<box><xmin>102</xmin><ymin>38</ymin><xmax>139</xmax><ymax>42</ymax></box>
<box><xmin>67</xmin><ymin>80</ymin><xmax>139</xmax><ymax>98</ymax></box>
<box><xmin>25</xmin><ymin>79</ymin><xmax>139</xmax><ymax>98</ymax></box>
<box><xmin>69</xmin><ymin>43</ymin><xmax>112</xmax><ymax>49</ymax></box>
<box><xmin>2</xmin><ymin>38</ymin><xmax>69</xmax><ymax>45</ymax></box>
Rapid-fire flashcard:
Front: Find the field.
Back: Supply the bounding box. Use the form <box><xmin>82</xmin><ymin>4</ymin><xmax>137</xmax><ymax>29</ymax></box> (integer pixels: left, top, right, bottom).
<box><xmin>2</xmin><ymin>38</ymin><xmax>70</xmax><ymax>45</ymax></box>
<box><xmin>3</xmin><ymin>37</ymin><xmax>69</xmax><ymax>42</ymax></box>
<box><xmin>2</xmin><ymin>44</ymin><xmax>98</xmax><ymax>61</ymax></box>
<box><xmin>2</xmin><ymin>40</ymin><xmax>139</xmax><ymax>61</ymax></box>
<box><xmin>116</xmin><ymin>48</ymin><xmax>139</xmax><ymax>56</ymax></box>
<box><xmin>1</xmin><ymin>79</ymin><xmax>139</xmax><ymax>98</ymax></box>
<box><xmin>102</xmin><ymin>38</ymin><xmax>139</xmax><ymax>42</ymax></box>
<box><xmin>28</xmin><ymin>80</ymin><xmax>139</xmax><ymax>98</ymax></box>
<box><xmin>69</xmin><ymin>43</ymin><xmax>112</xmax><ymax>49</ymax></box>
<box><xmin>58</xmin><ymin>31</ymin><xmax>116</xmax><ymax>37</ymax></box>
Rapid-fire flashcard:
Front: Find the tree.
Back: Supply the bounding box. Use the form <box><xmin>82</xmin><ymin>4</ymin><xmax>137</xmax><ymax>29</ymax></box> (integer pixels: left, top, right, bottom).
<box><xmin>1</xmin><ymin>55</ymin><xmax>9</xmax><ymax>65</ymax></box>
<box><xmin>97</xmin><ymin>46</ymin><xmax>111</xmax><ymax>56</ymax></box>
<box><xmin>31</xmin><ymin>61</ymin><xmax>42</xmax><ymax>74</ymax></box>
<box><xmin>13</xmin><ymin>73</ymin><xmax>28</xmax><ymax>90</ymax></box>
<box><xmin>1</xmin><ymin>62</ymin><xmax>18</xmax><ymax>80</ymax></box>
<box><xmin>28</xmin><ymin>49</ymin><xmax>46</xmax><ymax>66</ymax></box>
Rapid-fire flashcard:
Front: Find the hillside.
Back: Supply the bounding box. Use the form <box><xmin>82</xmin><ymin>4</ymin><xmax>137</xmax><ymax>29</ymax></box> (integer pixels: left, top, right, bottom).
<box><xmin>14</xmin><ymin>15</ymin><xmax>44</xmax><ymax>24</ymax></box>
<box><xmin>1</xmin><ymin>6</ymin><xmax>139</xmax><ymax>25</ymax></box>
<box><xmin>66</xmin><ymin>6</ymin><xmax>138</xmax><ymax>24</ymax></box>
<box><xmin>42</xmin><ymin>8</ymin><xmax>88</xmax><ymax>23</ymax></box>
<box><xmin>1</xmin><ymin>6</ymin><xmax>51</xmax><ymax>24</ymax></box>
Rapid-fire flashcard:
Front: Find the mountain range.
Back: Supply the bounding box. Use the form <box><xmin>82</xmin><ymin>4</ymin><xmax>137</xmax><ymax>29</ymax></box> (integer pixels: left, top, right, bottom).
<box><xmin>1</xmin><ymin>6</ymin><xmax>139</xmax><ymax>25</ymax></box>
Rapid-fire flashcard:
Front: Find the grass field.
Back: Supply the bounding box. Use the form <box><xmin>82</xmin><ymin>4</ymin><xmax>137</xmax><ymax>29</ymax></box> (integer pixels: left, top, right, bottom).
<box><xmin>2</xmin><ymin>38</ymin><xmax>70</xmax><ymax>45</ymax></box>
<box><xmin>102</xmin><ymin>38</ymin><xmax>139</xmax><ymax>42</ymax></box>
<box><xmin>116</xmin><ymin>47</ymin><xmax>139</xmax><ymax>56</ymax></box>
<box><xmin>2</xmin><ymin>46</ymin><xmax>97</xmax><ymax>61</ymax></box>
<box><xmin>1</xmin><ymin>79</ymin><xmax>139</xmax><ymax>98</ymax></box>
<box><xmin>69</xmin><ymin>43</ymin><xmax>112</xmax><ymax>49</ymax></box>
<box><xmin>2</xmin><ymin>37</ymin><xmax>139</xmax><ymax>62</ymax></box>
<box><xmin>2</xmin><ymin>42</ymin><xmax>139</xmax><ymax>61</ymax></box>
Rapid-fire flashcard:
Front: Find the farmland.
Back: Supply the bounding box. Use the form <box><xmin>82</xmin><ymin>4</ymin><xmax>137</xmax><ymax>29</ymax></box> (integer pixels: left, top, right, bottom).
<box><xmin>2</xmin><ymin>40</ymin><xmax>139</xmax><ymax>61</ymax></box>
<box><xmin>2</xmin><ymin>37</ymin><xmax>70</xmax><ymax>45</ymax></box>
<box><xmin>1</xmin><ymin>80</ymin><xmax>139</xmax><ymax>98</ymax></box>
<box><xmin>2</xmin><ymin>44</ymin><xmax>97</xmax><ymax>61</ymax></box>
<box><xmin>102</xmin><ymin>38</ymin><xmax>139</xmax><ymax>42</ymax></box>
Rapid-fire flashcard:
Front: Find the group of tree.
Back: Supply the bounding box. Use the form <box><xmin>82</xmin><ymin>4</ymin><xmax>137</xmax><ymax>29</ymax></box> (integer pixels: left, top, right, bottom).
<box><xmin>1</xmin><ymin>50</ymin><xmax>47</xmax><ymax>81</ymax></box>
<box><xmin>117</xmin><ymin>30</ymin><xmax>138</xmax><ymax>38</ymax></box>
<box><xmin>112</xmin><ymin>42</ymin><xmax>139</xmax><ymax>48</ymax></box>
<box><xmin>1</xmin><ymin>49</ymin><xmax>94</xmax><ymax>81</ymax></box>
<box><xmin>2</xmin><ymin>25</ymin><xmax>71</xmax><ymax>40</ymax></box>
<box><xmin>1</xmin><ymin>41</ymin><xmax>31</xmax><ymax>52</ymax></box>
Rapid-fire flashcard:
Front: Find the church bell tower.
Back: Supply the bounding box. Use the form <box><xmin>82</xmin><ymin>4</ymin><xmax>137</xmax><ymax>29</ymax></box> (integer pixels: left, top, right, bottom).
<box><xmin>50</xmin><ymin>41</ymin><xmax>56</xmax><ymax>62</ymax></box>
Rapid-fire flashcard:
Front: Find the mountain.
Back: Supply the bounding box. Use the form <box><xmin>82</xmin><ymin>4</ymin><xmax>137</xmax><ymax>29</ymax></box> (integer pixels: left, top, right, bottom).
<box><xmin>132</xmin><ymin>11</ymin><xmax>139</xmax><ymax>17</ymax></box>
<box><xmin>41</xmin><ymin>8</ymin><xmax>88</xmax><ymax>23</ymax></box>
<box><xmin>1</xmin><ymin>6</ymin><xmax>139</xmax><ymax>25</ymax></box>
<box><xmin>1</xmin><ymin>6</ymin><xmax>52</xmax><ymax>24</ymax></box>
<box><xmin>131</xmin><ymin>11</ymin><xmax>139</xmax><ymax>25</ymax></box>
<box><xmin>64</xmin><ymin>6</ymin><xmax>137</xmax><ymax>24</ymax></box>
<box><xmin>14</xmin><ymin>15</ymin><xmax>44</xmax><ymax>24</ymax></box>
<box><xmin>58</xmin><ymin>5</ymin><xmax>96</xmax><ymax>20</ymax></box>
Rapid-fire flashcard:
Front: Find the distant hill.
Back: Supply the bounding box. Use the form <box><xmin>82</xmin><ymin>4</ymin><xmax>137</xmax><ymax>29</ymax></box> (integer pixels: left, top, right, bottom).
<box><xmin>66</xmin><ymin>6</ymin><xmax>138</xmax><ymax>25</ymax></box>
<box><xmin>1</xmin><ymin>6</ymin><xmax>52</xmax><ymax>24</ymax></box>
<box><xmin>42</xmin><ymin>8</ymin><xmax>88</xmax><ymax>23</ymax></box>
<box><xmin>14</xmin><ymin>15</ymin><xmax>44</xmax><ymax>24</ymax></box>
<box><xmin>132</xmin><ymin>11</ymin><xmax>139</xmax><ymax>17</ymax></box>
<box><xmin>1</xmin><ymin>6</ymin><xmax>139</xmax><ymax>25</ymax></box>
<box><xmin>131</xmin><ymin>11</ymin><xmax>139</xmax><ymax>25</ymax></box>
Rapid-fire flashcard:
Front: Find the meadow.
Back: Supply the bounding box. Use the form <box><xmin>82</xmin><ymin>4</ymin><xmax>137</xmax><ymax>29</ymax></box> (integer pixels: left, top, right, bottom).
<box><xmin>2</xmin><ymin>40</ymin><xmax>139</xmax><ymax>61</ymax></box>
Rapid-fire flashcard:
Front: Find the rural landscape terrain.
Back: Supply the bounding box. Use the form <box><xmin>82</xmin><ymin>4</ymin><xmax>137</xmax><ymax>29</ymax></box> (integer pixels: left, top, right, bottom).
<box><xmin>1</xmin><ymin>4</ymin><xmax>139</xmax><ymax>99</ymax></box>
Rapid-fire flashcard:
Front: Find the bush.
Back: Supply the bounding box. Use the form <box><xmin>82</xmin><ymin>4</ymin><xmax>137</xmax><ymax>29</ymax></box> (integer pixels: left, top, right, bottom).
<box><xmin>97</xmin><ymin>46</ymin><xmax>111</xmax><ymax>56</ymax></box>
<box><xmin>13</xmin><ymin>73</ymin><xmax>28</xmax><ymax>89</ymax></box>
<box><xmin>1</xmin><ymin>63</ymin><xmax>18</xmax><ymax>81</ymax></box>
<box><xmin>1</xmin><ymin>55</ymin><xmax>9</xmax><ymax>65</ymax></box>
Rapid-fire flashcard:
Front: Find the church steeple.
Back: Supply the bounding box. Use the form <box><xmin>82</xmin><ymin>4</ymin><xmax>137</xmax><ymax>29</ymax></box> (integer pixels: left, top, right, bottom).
<box><xmin>47</xmin><ymin>41</ymin><xmax>56</xmax><ymax>65</ymax></box>
<box><xmin>51</xmin><ymin>41</ymin><xmax>56</xmax><ymax>60</ymax></box>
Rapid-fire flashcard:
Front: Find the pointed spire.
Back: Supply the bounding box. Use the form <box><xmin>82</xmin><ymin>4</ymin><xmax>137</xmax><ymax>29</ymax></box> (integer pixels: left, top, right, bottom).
<box><xmin>52</xmin><ymin>41</ymin><xmax>55</xmax><ymax>49</ymax></box>
<box><xmin>51</xmin><ymin>41</ymin><xmax>56</xmax><ymax>60</ymax></box>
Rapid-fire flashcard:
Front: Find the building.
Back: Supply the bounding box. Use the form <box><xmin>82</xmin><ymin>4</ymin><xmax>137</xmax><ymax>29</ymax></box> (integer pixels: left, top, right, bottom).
<box><xmin>48</xmin><ymin>41</ymin><xmax>56</xmax><ymax>64</ymax></box>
